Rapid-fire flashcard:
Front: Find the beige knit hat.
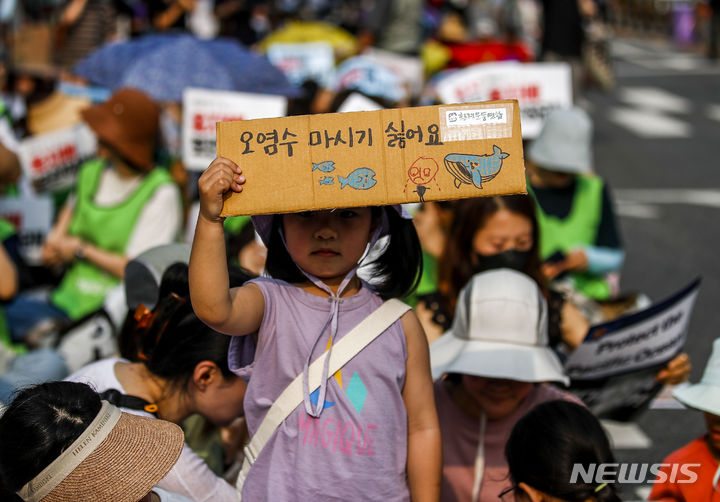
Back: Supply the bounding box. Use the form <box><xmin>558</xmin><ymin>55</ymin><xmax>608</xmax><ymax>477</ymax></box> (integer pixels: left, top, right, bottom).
<box><xmin>18</xmin><ymin>401</ymin><xmax>184</xmax><ymax>502</ymax></box>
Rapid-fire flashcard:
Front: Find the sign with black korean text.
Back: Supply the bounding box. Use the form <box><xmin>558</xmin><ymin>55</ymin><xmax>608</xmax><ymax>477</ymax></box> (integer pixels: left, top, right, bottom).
<box><xmin>216</xmin><ymin>100</ymin><xmax>526</xmax><ymax>216</ymax></box>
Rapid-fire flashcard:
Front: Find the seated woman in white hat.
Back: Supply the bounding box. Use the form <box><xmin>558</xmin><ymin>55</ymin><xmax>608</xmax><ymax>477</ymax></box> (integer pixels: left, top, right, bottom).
<box><xmin>648</xmin><ymin>337</ymin><xmax>720</xmax><ymax>502</ymax></box>
<box><xmin>430</xmin><ymin>268</ymin><xmax>583</xmax><ymax>502</ymax></box>
<box><xmin>0</xmin><ymin>380</ymin><xmax>189</xmax><ymax>502</ymax></box>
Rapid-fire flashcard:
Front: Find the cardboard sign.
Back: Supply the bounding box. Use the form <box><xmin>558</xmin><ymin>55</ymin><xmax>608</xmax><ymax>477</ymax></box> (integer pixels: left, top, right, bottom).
<box><xmin>266</xmin><ymin>42</ymin><xmax>335</xmax><ymax>87</ymax></box>
<box><xmin>217</xmin><ymin>100</ymin><xmax>526</xmax><ymax>216</ymax></box>
<box><xmin>435</xmin><ymin>62</ymin><xmax>573</xmax><ymax>138</ymax></box>
<box><xmin>182</xmin><ymin>88</ymin><xmax>288</xmax><ymax>172</ymax></box>
<box><xmin>0</xmin><ymin>195</ymin><xmax>54</xmax><ymax>265</ymax></box>
<box><xmin>17</xmin><ymin>123</ymin><xmax>97</xmax><ymax>193</ymax></box>
<box><xmin>565</xmin><ymin>278</ymin><xmax>701</xmax><ymax>421</ymax></box>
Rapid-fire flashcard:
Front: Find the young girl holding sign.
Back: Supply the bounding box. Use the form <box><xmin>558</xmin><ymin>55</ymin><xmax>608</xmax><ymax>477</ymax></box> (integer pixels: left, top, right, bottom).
<box><xmin>189</xmin><ymin>157</ymin><xmax>442</xmax><ymax>500</ymax></box>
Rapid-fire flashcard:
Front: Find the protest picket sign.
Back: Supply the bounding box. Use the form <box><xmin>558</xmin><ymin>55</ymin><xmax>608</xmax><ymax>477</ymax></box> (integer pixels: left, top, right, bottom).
<box><xmin>363</xmin><ymin>47</ymin><xmax>425</xmax><ymax>99</ymax></box>
<box><xmin>566</xmin><ymin>278</ymin><xmax>701</xmax><ymax>421</ymax></box>
<box><xmin>336</xmin><ymin>93</ymin><xmax>384</xmax><ymax>113</ymax></box>
<box><xmin>216</xmin><ymin>100</ymin><xmax>526</xmax><ymax>217</ymax></box>
<box><xmin>17</xmin><ymin>123</ymin><xmax>97</xmax><ymax>193</ymax></box>
<box><xmin>0</xmin><ymin>195</ymin><xmax>53</xmax><ymax>265</ymax></box>
<box><xmin>182</xmin><ymin>88</ymin><xmax>288</xmax><ymax>172</ymax></box>
<box><xmin>266</xmin><ymin>42</ymin><xmax>335</xmax><ymax>87</ymax></box>
<box><xmin>435</xmin><ymin>62</ymin><xmax>572</xmax><ymax>138</ymax></box>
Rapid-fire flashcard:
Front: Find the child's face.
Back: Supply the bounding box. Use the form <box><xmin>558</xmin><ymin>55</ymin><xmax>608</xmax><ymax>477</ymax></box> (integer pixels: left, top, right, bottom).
<box><xmin>705</xmin><ymin>412</ymin><xmax>720</xmax><ymax>453</ymax></box>
<box><xmin>461</xmin><ymin>375</ymin><xmax>533</xmax><ymax>421</ymax></box>
<box><xmin>282</xmin><ymin>208</ymin><xmax>375</xmax><ymax>286</ymax></box>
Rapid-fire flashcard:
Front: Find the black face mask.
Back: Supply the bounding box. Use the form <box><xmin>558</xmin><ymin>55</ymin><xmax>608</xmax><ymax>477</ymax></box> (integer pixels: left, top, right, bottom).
<box><xmin>473</xmin><ymin>249</ymin><xmax>530</xmax><ymax>274</ymax></box>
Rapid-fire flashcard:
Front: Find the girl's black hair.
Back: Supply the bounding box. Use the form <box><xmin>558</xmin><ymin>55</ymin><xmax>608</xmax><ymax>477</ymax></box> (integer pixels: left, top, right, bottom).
<box><xmin>0</xmin><ymin>382</ymin><xmax>102</xmax><ymax>501</ymax></box>
<box><xmin>505</xmin><ymin>400</ymin><xmax>622</xmax><ymax>502</ymax></box>
<box><xmin>264</xmin><ymin>207</ymin><xmax>422</xmax><ymax>300</ymax></box>
<box><xmin>125</xmin><ymin>262</ymin><xmax>254</xmax><ymax>388</ymax></box>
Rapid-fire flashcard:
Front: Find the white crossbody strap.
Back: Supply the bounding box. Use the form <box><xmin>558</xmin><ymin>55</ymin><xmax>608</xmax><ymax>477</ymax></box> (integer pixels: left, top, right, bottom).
<box><xmin>236</xmin><ymin>298</ymin><xmax>410</xmax><ymax>498</ymax></box>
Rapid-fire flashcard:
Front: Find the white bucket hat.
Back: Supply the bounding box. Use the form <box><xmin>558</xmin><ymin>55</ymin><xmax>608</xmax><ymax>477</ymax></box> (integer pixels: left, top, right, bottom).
<box><xmin>124</xmin><ymin>243</ymin><xmax>191</xmax><ymax>310</ymax></box>
<box><xmin>527</xmin><ymin>107</ymin><xmax>593</xmax><ymax>174</ymax></box>
<box><xmin>673</xmin><ymin>337</ymin><xmax>720</xmax><ymax>415</ymax></box>
<box><xmin>430</xmin><ymin>268</ymin><xmax>569</xmax><ymax>385</ymax></box>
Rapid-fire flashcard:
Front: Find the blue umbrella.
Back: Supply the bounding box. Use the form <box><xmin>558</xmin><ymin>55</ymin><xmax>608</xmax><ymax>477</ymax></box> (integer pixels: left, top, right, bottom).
<box><xmin>73</xmin><ymin>33</ymin><xmax>299</xmax><ymax>102</ymax></box>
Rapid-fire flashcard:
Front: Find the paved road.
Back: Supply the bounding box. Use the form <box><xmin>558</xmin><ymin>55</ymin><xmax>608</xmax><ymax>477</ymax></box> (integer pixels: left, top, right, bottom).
<box><xmin>583</xmin><ymin>37</ymin><xmax>720</xmax><ymax>500</ymax></box>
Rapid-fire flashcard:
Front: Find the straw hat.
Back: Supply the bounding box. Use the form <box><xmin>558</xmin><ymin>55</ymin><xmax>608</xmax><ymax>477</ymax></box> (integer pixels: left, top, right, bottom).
<box><xmin>18</xmin><ymin>401</ymin><xmax>183</xmax><ymax>502</ymax></box>
<box><xmin>673</xmin><ymin>338</ymin><xmax>720</xmax><ymax>416</ymax></box>
<box><xmin>27</xmin><ymin>92</ymin><xmax>91</xmax><ymax>135</ymax></box>
<box><xmin>81</xmin><ymin>88</ymin><xmax>159</xmax><ymax>172</ymax></box>
<box><xmin>430</xmin><ymin>268</ymin><xmax>569</xmax><ymax>385</ymax></box>
<box><xmin>527</xmin><ymin>107</ymin><xmax>593</xmax><ymax>174</ymax></box>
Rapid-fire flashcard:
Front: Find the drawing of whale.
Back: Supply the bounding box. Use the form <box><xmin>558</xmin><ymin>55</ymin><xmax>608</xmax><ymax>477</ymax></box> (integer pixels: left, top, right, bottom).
<box><xmin>312</xmin><ymin>161</ymin><xmax>336</xmax><ymax>173</ymax></box>
<box><xmin>339</xmin><ymin>168</ymin><xmax>377</xmax><ymax>190</ymax></box>
<box><xmin>444</xmin><ymin>145</ymin><xmax>510</xmax><ymax>189</ymax></box>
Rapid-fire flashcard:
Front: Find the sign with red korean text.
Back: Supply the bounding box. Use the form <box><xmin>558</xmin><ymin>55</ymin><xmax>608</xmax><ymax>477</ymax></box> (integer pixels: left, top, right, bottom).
<box><xmin>182</xmin><ymin>88</ymin><xmax>287</xmax><ymax>172</ymax></box>
<box><xmin>17</xmin><ymin>124</ymin><xmax>97</xmax><ymax>192</ymax></box>
<box><xmin>436</xmin><ymin>61</ymin><xmax>572</xmax><ymax>138</ymax></box>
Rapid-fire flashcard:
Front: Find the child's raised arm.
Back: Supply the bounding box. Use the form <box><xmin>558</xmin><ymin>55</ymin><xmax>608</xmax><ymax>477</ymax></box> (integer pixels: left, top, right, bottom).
<box><xmin>401</xmin><ymin>310</ymin><xmax>442</xmax><ymax>501</ymax></box>
<box><xmin>189</xmin><ymin>157</ymin><xmax>264</xmax><ymax>336</ymax></box>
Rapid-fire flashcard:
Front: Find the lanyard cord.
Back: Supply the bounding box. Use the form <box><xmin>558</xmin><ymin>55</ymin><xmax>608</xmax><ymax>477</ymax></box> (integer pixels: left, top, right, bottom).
<box><xmin>713</xmin><ymin>462</ymin><xmax>720</xmax><ymax>493</ymax></box>
<box><xmin>471</xmin><ymin>412</ymin><xmax>487</xmax><ymax>502</ymax></box>
<box><xmin>280</xmin><ymin>218</ymin><xmax>385</xmax><ymax>418</ymax></box>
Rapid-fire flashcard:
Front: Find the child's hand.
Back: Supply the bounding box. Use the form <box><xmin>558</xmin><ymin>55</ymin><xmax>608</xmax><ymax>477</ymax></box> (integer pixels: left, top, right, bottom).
<box><xmin>198</xmin><ymin>157</ymin><xmax>245</xmax><ymax>222</ymax></box>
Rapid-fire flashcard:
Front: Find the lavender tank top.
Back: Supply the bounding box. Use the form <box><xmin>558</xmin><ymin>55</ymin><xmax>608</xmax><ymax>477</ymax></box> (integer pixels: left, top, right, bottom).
<box><xmin>228</xmin><ymin>277</ymin><xmax>410</xmax><ymax>501</ymax></box>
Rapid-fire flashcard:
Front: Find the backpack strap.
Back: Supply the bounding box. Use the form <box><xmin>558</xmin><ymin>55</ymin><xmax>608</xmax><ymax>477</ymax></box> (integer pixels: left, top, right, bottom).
<box><xmin>236</xmin><ymin>298</ymin><xmax>411</xmax><ymax>498</ymax></box>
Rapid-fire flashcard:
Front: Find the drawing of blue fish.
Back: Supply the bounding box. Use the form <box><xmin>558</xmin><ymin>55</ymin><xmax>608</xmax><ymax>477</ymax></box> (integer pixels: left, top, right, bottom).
<box><xmin>339</xmin><ymin>168</ymin><xmax>377</xmax><ymax>190</ymax></box>
<box><xmin>319</xmin><ymin>176</ymin><xmax>335</xmax><ymax>185</ymax></box>
<box><xmin>444</xmin><ymin>145</ymin><xmax>510</xmax><ymax>189</ymax></box>
<box><xmin>312</xmin><ymin>161</ymin><xmax>336</xmax><ymax>173</ymax></box>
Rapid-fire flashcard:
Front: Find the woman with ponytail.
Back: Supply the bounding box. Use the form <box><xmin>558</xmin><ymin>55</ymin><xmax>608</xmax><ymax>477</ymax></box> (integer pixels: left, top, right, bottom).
<box><xmin>65</xmin><ymin>262</ymin><xmax>251</xmax><ymax>502</ymax></box>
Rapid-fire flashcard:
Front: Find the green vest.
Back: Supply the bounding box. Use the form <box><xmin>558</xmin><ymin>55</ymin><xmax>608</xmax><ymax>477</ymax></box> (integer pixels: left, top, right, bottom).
<box><xmin>51</xmin><ymin>160</ymin><xmax>173</xmax><ymax>319</ymax></box>
<box><xmin>0</xmin><ymin>99</ymin><xmax>19</xmax><ymax>197</ymax></box>
<box><xmin>0</xmin><ymin>98</ymin><xmax>12</xmax><ymax>129</ymax></box>
<box><xmin>405</xmin><ymin>249</ymin><xmax>437</xmax><ymax>307</ymax></box>
<box><xmin>0</xmin><ymin>218</ymin><xmax>14</xmax><ymax>241</ymax></box>
<box><xmin>0</xmin><ymin>218</ymin><xmax>25</xmax><ymax>353</ymax></box>
<box><xmin>531</xmin><ymin>175</ymin><xmax>612</xmax><ymax>300</ymax></box>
